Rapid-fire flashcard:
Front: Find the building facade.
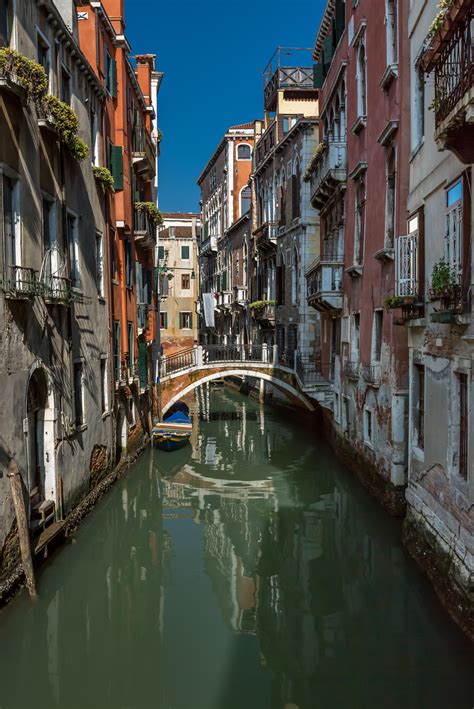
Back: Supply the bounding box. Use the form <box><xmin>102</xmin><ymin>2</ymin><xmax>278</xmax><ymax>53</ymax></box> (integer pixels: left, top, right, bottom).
<box><xmin>306</xmin><ymin>0</ymin><xmax>410</xmax><ymax>513</ymax></box>
<box><xmin>253</xmin><ymin>48</ymin><xmax>320</xmax><ymax>366</ymax></box>
<box><xmin>0</xmin><ymin>0</ymin><xmax>112</xmax><ymax>572</ymax></box>
<box><xmin>402</xmin><ymin>0</ymin><xmax>473</xmax><ymax>634</ymax></box>
<box><xmin>158</xmin><ymin>213</ymin><xmax>200</xmax><ymax>355</ymax></box>
<box><xmin>77</xmin><ymin>0</ymin><xmax>161</xmax><ymax>460</ymax></box>
<box><xmin>197</xmin><ymin>122</ymin><xmax>259</xmax><ymax>344</ymax></box>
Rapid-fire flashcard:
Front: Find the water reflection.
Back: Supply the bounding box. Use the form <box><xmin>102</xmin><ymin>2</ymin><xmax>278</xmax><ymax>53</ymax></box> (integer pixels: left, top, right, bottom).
<box><xmin>0</xmin><ymin>386</ymin><xmax>472</xmax><ymax>709</ymax></box>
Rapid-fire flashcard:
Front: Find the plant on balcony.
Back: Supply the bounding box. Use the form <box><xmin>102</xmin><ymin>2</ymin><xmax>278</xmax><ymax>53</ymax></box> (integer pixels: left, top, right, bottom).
<box><xmin>384</xmin><ymin>294</ymin><xmax>417</xmax><ymax>310</ymax></box>
<box><xmin>0</xmin><ymin>48</ymin><xmax>48</xmax><ymax>100</ymax></box>
<box><xmin>249</xmin><ymin>299</ymin><xmax>276</xmax><ymax>310</ymax></box>
<box><xmin>303</xmin><ymin>141</ymin><xmax>328</xmax><ymax>182</ymax></box>
<box><xmin>157</xmin><ymin>128</ymin><xmax>163</xmax><ymax>142</ymax></box>
<box><xmin>38</xmin><ymin>94</ymin><xmax>89</xmax><ymax>161</ymax></box>
<box><xmin>135</xmin><ymin>201</ymin><xmax>163</xmax><ymax>225</ymax></box>
<box><xmin>93</xmin><ymin>166</ymin><xmax>115</xmax><ymax>191</ymax></box>
<box><xmin>426</xmin><ymin>0</ymin><xmax>456</xmax><ymax>42</ymax></box>
<box><xmin>430</xmin><ymin>258</ymin><xmax>457</xmax><ymax>298</ymax></box>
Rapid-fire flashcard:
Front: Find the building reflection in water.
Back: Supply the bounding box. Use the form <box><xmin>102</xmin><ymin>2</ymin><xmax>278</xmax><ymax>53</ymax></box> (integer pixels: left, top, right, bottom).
<box><xmin>157</xmin><ymin>386</ymin><xmax>473</xmax><ymax>709</ymax></box>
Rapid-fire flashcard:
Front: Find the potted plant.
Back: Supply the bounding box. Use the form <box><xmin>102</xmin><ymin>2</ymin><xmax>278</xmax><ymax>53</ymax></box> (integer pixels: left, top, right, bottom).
<box><xmin>92</xmin><ymin>166</ymin><xmax>115</xmax><ymax>192</ymax></box>
<box><xmin>430</xmin><ymin>258</ymin><xmax>456</xmax><ymax>300</ymax></box>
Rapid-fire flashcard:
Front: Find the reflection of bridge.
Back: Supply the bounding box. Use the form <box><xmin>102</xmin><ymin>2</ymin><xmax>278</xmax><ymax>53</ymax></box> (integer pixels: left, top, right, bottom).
<box><xmin>159</xmin><ymin>344</ymin><xmax>333</xmax><ymax>414</ymax></box>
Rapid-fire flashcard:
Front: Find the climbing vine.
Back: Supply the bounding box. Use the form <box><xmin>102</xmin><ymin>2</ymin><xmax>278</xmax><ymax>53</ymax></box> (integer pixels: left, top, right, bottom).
<box><xmin>135</xmin><ymin>202</ymin><xmax>163</xmax><ymax>224</ymax></box>
<box><xmin>0</xmin><ymin>48</ymin><xmax>48</xmax><ymax>100</ymax></box>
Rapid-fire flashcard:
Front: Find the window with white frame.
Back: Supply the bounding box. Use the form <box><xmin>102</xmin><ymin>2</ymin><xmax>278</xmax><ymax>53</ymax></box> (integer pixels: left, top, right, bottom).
<box><xmin>90</xmin><ymin>107</ymin><xmax>99</xmax><ymax>166</ymax></box>
<box><xmin>179</xmin><ymin>311</ymin><xmax>192</xmax><ymax>329</ymax></box>
<box><xmin>2</xmin><ymin>170</ymin><xmax>21</xmax><ymax>271</ymax></box>
<box><xmin>240</xmin><ymin>186</ymin><xmax>252</xmax><ymax>216</ymax></box>
<box><xmin>237</xmin><ymin>144</ymin><xmax>251</xmax><ymax>160</ymax></box>
<box><xmin>96</xmin><ymin>231</ymin><xmax>104</xmax><ymax>296</ymax></box>
<box><xmin>73</xmin><ymin>360</ymin><xmax>84</xmax><ymax>427</ymax></box>
<box><xmin>354</xmin><ymin>177</ymin><xmax>366</xmax><ymax>264</ymax></box>
<box><xmin>67</xmin><ymin>212</ymin><xmax>80</xmax><ymax>288</ymax></box>
<box><xmin>351</xmin><ymin>313</ymin><xmax>360</xmax><ymax>363</ymax></box>
<box><xmin>412</xmin><ymin>64</ymin><xmax>425</xmax><ymax>151</ymax></box>
<box><xmin>36</xmin><ymin>30</ymin><xmax>50</xmax><ymax>87</ymax></box>
<box><xmin>445</xmin><ymin>179</ymin><xmax>463</xmax><ymax>282</ymax></box>
<box><xmin>100</xmin><ymin>356</ymin><xmax>108</xmax><ymax>414</ymax></box>
<box><xmin>356</xmin><ymin>43</ymin><xmax>367</xmax><ymax>118</ymax></box>
<box><xmin>371</xmin><ymin>310</ymin><xmax>383</xmax><ymax>363</ymax></box>
<box><xmin>385</xmin><ymin>0</ymin><xmax>398</xmax><ymax>66</ymax></box>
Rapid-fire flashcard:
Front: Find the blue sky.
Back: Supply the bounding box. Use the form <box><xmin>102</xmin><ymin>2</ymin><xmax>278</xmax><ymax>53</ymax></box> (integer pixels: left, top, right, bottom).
<box><xmin>126</xmin><ymin>0</ymin><xmax>324</xmax><ymax>213</ymax></box>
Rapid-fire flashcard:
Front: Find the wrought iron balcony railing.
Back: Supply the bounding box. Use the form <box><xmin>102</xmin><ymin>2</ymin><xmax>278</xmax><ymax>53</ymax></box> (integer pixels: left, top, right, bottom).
<box><xmin>361</xmin><ymin>363</ymin><xmax>381</xmax><ymax>386</ymax></box>
<box><xmin>253</xmin><ymin>220</ymin><xmax>278</xmax><ymax>250</ymax></box>
<box><xmin>344</xmin><ymin>360</ymin><xmax>360</xmax><ymax>380</ymax></box>
<box><xmin>1</xmin><ymin>266</ymin><xmax>39</xmax><ymax>299</ymax></box>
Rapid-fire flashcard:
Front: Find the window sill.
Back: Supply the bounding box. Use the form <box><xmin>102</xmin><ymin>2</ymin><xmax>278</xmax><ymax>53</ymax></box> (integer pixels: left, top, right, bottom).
<box><xmin>75</xmin><ymin>424</ymin><xmax>88</xmax><ymax>434</ymax></box>
<box><xmin>364</xmin><ymin>440</ymin><xmax>374</xmax><ymax>451</ymax></box>
<box><xmin>352</xmin><ymin>115</ymin><xmax>367</xmax><ymax>135</ymax></box>
<box><xmin>112</xmin><ymin>279</ymin><xmax>119</xmax><ymax>286</ymax></box>
<box><xmin>379</xmin><ymin>63</ymin><xmax>398</xmax><ymax>91</ymax></box>
<box><xmin>412</xmin><ymin>445</ymin><xmax>425</xmax><ymax>463</ymax></box>
<box><xmin>374</xmin><ymin>247</ymin><xmax>394</xmax><ymax>262</ymax></box>
<box><xmin>102</xmin><ymin>411</ymin><xmax>112</xmax><ymax>420</ymax></box>
<box><xmin>98</xmin><ymin>296</ymin><xmax>106</xmax><ymax>304</ymax></box>
<box><xmin>345</xmin><ymin>264</ymin><xmax>363</xmax><ymax>278</ymax></box>
<box><xmin>410</xmin><ymin>139</ymin><xmax>425</xmax><ymax>162</ymax></box>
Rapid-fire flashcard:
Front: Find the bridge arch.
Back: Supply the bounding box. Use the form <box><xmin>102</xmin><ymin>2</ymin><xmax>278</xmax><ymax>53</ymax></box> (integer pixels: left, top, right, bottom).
<box><xmin>162</xmin><ymin>368</ymin><xmax>316</xmax><ymax>416</ymax></box>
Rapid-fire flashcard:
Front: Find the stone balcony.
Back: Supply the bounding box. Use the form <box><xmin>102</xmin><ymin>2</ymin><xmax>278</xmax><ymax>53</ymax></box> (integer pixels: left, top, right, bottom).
<box><xmin>253</xmin><ymin>220</ymin><xmax>277</xmax><ymax>252</ymax></box>
<box><xmin>132</xmin><ymin>131</ymin><xmax>156</xmax><ymax>179</ymax></box>
<box><xmin>309</xmin><ymin>141</ymin><xmax>347</xmax><ymax>210</ymax></box>
<box><xmin>134</xmin><ymin>208</ymin><xmax>156</xmax><ymax>249</ymax></box>
<box><xmin>306</xmin><ymin>252</ymin><xmax>344</xmax><ymax>312</ymax></box>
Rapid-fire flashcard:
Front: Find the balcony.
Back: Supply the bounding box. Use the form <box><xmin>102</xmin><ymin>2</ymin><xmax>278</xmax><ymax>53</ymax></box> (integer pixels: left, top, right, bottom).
<box><xmin>253</xmin><ymin>221</ymin><xmax>277</xmax><ymax>252</ymax></box>
<box><xmin>395</xmin><ymin>232</ymin><xmax>419</xmax><ymax>298</ymax></box>
<box><xmin>42</xmin><ymin>275</ymin><xmax>73</xmax><ymax>305</ymax></box>
<box><xmin>263</xmin><ymin>48</ymin><xmax>315</xmax><ymax>111</ymax></box>
<box><xmin>233</xmin><ymin>286</ymin><xmax>248</xmax><ymax>306</ymax></box>
<box><xmin>344</xmin><ymin>360</ymin><xmax>359</xmax><ymax>380</ymax></box>
<box><xmin>251</xmin><ymin>302</ymin><xmax>276</xmax><ymax>326</ymax></box>
<box><xmin>200</xmin><ymin>234</ymin><xmax>218</xmax><ymax>256</ymax></box>
<box><xmin>134</xmin><ymin>208</ymin><xmax>156</xmax><ymax>249</ymax></box>
<box><xmin>422</xmin><ymin>3</ymin><xmax>474</xmax><ymax>164</ymax></box>
<box><xmin>306</xmin><ymin>252</ymin><xmax>344</xmax><ymax>312</ymax></box>
<box><xmin>215</xmin><ymin>291</ymin><xmax>232</xmax><ymax>310</ymax></box>
<box><xmin>137</xmin><ymin>302</ymin><xmax>150</xmax><ymax>331</ymax></box>
<box><xmin>308</xmin><ymin>141</ymin><xmax>347</xmax><ymax>210</ymax></box>
<box><xmin>361</xmin><ymin>363</ymin><xmax>381</xmax><ymax>388</ymax></box>
<box><xmin>132</xmin><ymin>131</ymin><xmax>156</xmax><ymax>179</ymax></box>
<box><xmin>1</xmin><ymin>266</ymin><xmax>38</xmax><ymax>300</ymax></box>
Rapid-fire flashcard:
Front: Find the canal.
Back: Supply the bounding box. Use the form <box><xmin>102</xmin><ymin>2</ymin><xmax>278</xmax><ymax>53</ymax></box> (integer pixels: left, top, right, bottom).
<box><xmin>0</xmin><ymin>386</ymin><xmax>472</xmax><ymax>709</ymax></box>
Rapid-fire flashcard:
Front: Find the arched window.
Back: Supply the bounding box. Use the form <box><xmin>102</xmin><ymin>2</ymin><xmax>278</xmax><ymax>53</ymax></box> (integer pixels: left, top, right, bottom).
<box><xmin>292</xmin><ymin>246</ymin><xmax>299</xmax><ymax>303</ymax></box>
<box><xmin>240</xmin><ymin>186</ymin><xmax>251</xmax><ymax>216</ymax></box>
<box><xmin>0</xmin><ymin>0</ymin><xmax>14</xmax><ymax>47</ymax></box>
<box><xmin>237</xmin><ymin>144</ymin><xmax>251</xmax><ymax>160</ymax></box>
<box><xmin>357</xmin><ymin>44</ymin><xmax>367</xmax><ymax>118</ymax></box>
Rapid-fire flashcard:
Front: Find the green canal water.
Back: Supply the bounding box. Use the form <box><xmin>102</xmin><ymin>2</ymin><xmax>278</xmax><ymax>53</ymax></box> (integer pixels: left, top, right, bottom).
<box><xmin>0</xmin><ymin>387</ymin><xmax>472</xmax><ymax>709</ymax></box>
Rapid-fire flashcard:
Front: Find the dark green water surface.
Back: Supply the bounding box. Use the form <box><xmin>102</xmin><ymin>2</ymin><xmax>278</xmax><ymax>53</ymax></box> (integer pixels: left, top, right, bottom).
<box><xmin>0</xmin><ymin>387</ymin><xmax>472</xmax><ymax>709</ymax></box>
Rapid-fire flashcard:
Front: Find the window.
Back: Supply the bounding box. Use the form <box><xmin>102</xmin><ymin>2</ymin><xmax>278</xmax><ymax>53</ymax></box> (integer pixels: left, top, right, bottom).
<box><xmin>181</xmin><ymin>245</ymin><xmax>190</xmax><ymax>260</ymax></box>
<box><xmin>240</xmin><ymin>186</ymin><xmax>252</xmax><ymax>216</ymax></box>
<box><xmin>354</xmin><ymin>178</ymin><xmax>366</xmax><ymax>264</ymax></box>
<box><xmin>458</xmin><ymin>373</ymin><xmax>468</xmax><ymax>480</ymax></box>
<box><xmin>61</xmin><ymin>65</ymin><xmax>71</xmax><ymax>105</ymax></box>
<box><xmin>67</xmin><ymin>213</ymin><xmax>80</xmax><ymax>288</ymax></box>
<box><xmin>352</xmin><ymin>313</ymin><xmax>360</xmax><ymax>362</ymax></box>
<box><xmin>37</xmin><ymin>31</ymin><xmax>50</xmax><ymax>86</ymax></box>
<box><xmin>96</xmin><ymin>231</ymin><xmax>104</xmax><ymax>296</ymax></box>
<box><xmin>282</xmin><ymin>116</ymin><xmax>297</xmax><ymax>134</ymax></box>
<box><xmin>125</xmin><ymin>240</ymin><xmax>133</xmax><ymax>288</ymax></box>
<box><xmin>446</xmin><ymin>179</ymin><xmax>463</xmax><ymax>281</ymax></box>
<box><xmin>73</xmin><ymin>361</ymin><xmax>84</xmax><ymax>427</ymax></box>
<box><xmin>113</xmin><ymin>321</ymin><xmax>121</xmax><ymax>379</ymax></box>
<box><xmin>385</xmin><ymin>148</ymin><xmax>396</xmax><ymax>248</ymax></box>
<box><xmin>105</xmin><ymin>48</ymin><xmax>117</xmax><ymax>97</ymax></box>
<box><xmin>372</xmin><ymin>310</ymin><xmax>383</xmax><ymax>363</ymax></box>
<box><xmin>181</xmin><ymin>273</ymin><xmax>190</xmax><ymax>290</ymax></box>
<box><xmin>412</xmin><ymin>64</ymin><xmax>425</xmax><ymax>151</ymax></box>
<box><xmin>0</xmin><ymin>0</ymin><xmax>13</xmax><ymax>47</ymax></box>
<box><xmin>414</xmin><ymin>364</ymin><xmax>425</xmax><ymax>450</ymax></box>
<box><xmin>356</xmin><ymin>44</ymin><xmax>367</xmax><ymax>118</ymax></box>
<box><xmin>160</xmin><ymin>311</ymin><xmax>168</xmax><ymax>329</ymax></box>
<box><xmin>364</xmin><ymin>408</ymin><xmax>373</xmax><ymax>444</ymax></box>
<box><xmin>3</xmin><ymin>172</ymin><xmax>20</xmax><ymax>270</ymax></box>
<box><xmin>100</xmin><ymin>357</ymin><xmax>108</xmax><ymax>414</ymax></box>
<box><xmin>237</xmin><ymin>144</ymin><xmax>251</xmax><ymax>160</ymax></box>
<box><xmin>90</xmin><ymin>108</ymin><xmax>99</xmax><ymax>166</ymax></box>
<box><xmin>385</xmin><ymin>0</ymin><xmax>398</xmax><ymax>65</ymax></box>
<box><xmin>179</xmin><ymin>312</ymin><xmax>192</xmax><ymax>329</ymax></box>
<box><xmin>127</xmin><ymin>322</ymin><xmax>134</xmax><ymax>365</ymax></box>
<box><xmin>158</xmin><ymin>245</ymin><xmax>166</xmax><ymax>261</ymax></box>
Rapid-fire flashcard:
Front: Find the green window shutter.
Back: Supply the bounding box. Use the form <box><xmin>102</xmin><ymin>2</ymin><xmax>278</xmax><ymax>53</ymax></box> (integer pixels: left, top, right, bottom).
<box><xmin>110</xmin><ymin>146</ymin><xmax>123</xmax><ymax>190</ymax></box>
<box><xmin>313</xmin><ymin>63</ymin><xmax>324</xmax><ymax>89</ymax></box>
<box><xmin>222</xmin><ymin>270</ymin><xmax>227</xmax><ymax>290</ymax></box>
<box><xmin>136</xmin><ymin>263</ymin><xmax>143</xmax><ymax>301</ymax></box>
<box><xmin>323</xmin><ymin>35</ymin><xmax>333</xmax><ymax>74</ymax></box>
<box><xmin>138</xmin><ymin>341</ymin><xmax>148</xmax><ymax>387</ymax></box>
<box><xmin>335</xmin><ymin>0</ymin><xmax>346</xmax><ymax>39</ymax></box>
<box><xmin>189</xmin><ymin>312</ymin><xmax>193</xmax><ymax>329</ymax></box>
<box><xmin>181</xmin><ymin>245</ymin><xmax>190</xmax><ymax>260</ymax></box>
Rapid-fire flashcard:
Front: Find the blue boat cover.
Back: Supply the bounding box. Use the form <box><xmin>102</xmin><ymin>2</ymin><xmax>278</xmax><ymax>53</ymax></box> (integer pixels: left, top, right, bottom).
<box><xmin>165</xmin><ymin>411</ymin><xmax>191</xmax><ymax>424</ymax></box>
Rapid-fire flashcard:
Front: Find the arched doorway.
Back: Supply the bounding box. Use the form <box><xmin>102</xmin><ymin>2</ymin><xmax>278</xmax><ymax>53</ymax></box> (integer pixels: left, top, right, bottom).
<box><xmin>26</xmin><ymin>367</ymin><xmax>56</xmax><ymax>523</ymax></box>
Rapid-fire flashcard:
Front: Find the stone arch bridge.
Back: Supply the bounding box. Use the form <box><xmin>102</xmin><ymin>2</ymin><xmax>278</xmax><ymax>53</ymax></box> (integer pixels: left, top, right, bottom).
<box><xmin>158</xmin><ymin>344</ymin><xmax>333</xmax><ymax>416</ymax></box>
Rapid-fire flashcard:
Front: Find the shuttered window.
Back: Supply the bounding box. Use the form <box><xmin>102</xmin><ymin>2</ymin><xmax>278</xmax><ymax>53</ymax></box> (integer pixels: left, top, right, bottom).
<box><xmin>109</xmin><ymin>145</ymin><xmax>123</xmax><ymax>191</ymax></box>
<box><xmin>179</xmin><ymin>312</ymin><xmax>192</xmax><ymax>329</ymax></box>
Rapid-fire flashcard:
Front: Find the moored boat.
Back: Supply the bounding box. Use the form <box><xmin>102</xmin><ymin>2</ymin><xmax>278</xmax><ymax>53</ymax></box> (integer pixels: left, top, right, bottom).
<box><xmin>153</xmin><ymin>401</ymin><xmax>192</xmax><ymax>451</ymax></box>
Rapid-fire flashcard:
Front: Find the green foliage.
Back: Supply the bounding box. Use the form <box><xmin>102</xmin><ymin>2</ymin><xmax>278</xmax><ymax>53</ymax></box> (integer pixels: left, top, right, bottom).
<box><xmin>92</xmin><ymin>165</ymin><xmax>115</xmax><ymax>191</ymax></box>
<box><xmin>384</xmin><ymin>296</ymin><xmax>404</xmax><ymax>310</ymax></box>
<box><xmin>0</xmin><ymin>48</ymin><xmax>48</xmax><ymax>100</ymax></box>
<box><xmin>427</xmin><ymin>0</ymin><xmax>456</xmax><ymax>40</ymax></box>
<box><xmin>431</xmin><ymin>258</ymin><xmax>456</xmax><ymax>295</ymax></box>
<box><xmin>249</xmin><ymin>299</ymin><xmax>276</xmax><ymax>310</ymax></box>
<box><xmin>135</xmin><ymin>201</ymin><xmax>163</xmax><ymax>224</ymax></box>
<box><xmin>157</xmin><ymin>128</ymin><xmax>163</xmax><ymax>142</ymax></box>
<box><xmin>38</xmin><ymin>94</ymin><xmax>89</xmax><ymax>161</ymax></box>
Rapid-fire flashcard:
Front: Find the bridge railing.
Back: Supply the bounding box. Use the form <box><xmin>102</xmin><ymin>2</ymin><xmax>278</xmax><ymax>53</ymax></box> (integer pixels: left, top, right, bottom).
<box><xmin>203</xmin><ymin>344</ymin><xmax>265</xmax><ymax>364</ymax></box>
<box><xmin>160</xmin><ymin>347</ymin><xmax>196</xmax><ymax>377</ymax></box>
<box><xmin>295</xmin><ymin>353</ymin><xmax>332</xmax><ymax>386</ymax></box>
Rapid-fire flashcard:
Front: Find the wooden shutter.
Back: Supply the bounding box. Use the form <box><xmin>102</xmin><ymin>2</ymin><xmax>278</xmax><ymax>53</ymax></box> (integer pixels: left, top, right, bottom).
<box><xmin>313</xmin><ymin>63</ymin><xmax>324</xmax><ymax>88</ymax></box>
<box><xmin>334</xmin><ymin>0</ymin><xmax>345</xmax><ymax>41</ymax></box>
<box><xmin>110</xmin><ymin>146</ymin><xmax>123</xmax><ymax>190</ymax></box>
<box><xmin>323</xmin><ymin>35</ymin><xmax>333</xmax><ymax>75</ymax></box>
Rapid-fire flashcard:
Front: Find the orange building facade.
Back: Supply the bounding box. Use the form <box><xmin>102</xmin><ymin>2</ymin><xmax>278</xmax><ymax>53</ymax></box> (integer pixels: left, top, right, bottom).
<box><xmin>77</xmin><ymin>0</ymin><xmax>161</xmax><ymax>457</ymax></box>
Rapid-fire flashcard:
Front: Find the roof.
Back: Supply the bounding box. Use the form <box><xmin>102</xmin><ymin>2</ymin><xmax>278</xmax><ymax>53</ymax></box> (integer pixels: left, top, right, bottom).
<box><xmin>161</xmin><ymin>212</ymin><xmax>201</xmax><ymax>219</ymax></box>
<box><xmin>197</xmin><ymin>120</ymin><xmax>261</xmax><ymax>185</ymax></box>
<box><xmin>313</xmin><ymin>0</ymin><xmax>336</xmax><ymax>61</ymax></box>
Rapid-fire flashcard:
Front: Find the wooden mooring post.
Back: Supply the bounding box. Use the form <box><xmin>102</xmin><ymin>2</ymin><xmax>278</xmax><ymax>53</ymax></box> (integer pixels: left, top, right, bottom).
<box><xmin>7</xmin><ymin>459</ymin><xmax>36</xmax><ymax>598</ymax></box>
